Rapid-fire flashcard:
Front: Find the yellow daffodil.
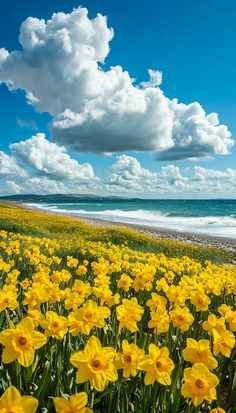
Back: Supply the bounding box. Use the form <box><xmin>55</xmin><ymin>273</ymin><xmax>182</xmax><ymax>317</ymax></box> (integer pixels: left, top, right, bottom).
<box><xmin>182</xmin><ymin>338</ymin><xmax>217</xmax><ymax>370</ymax></box>
<box><xmin>218</xmin><ymin>304</ymin><xmax>231</xmax><ymax>317</ymax></box>
<box><xmin>93</xmin><ymin>285</ymin><xmax>114</xmax><ymax>306</ymax></box>
<box><xmin>54</xmin><ymin>392</ymin><xmax>92</xmax><ymax>413</ymax></box>
<box><xmin>64</xmin><ymin>290</ymin><xmax>86</xmax><ymax>310</ymax></box>
<box><xmin>146</xmin><ymin>292</ymin><xmax>167</xmax><ymax>311</ymax></box>
<box><xmin>117</xmin><ymin>274</ymin><xmax>133</xmax><ymax>292</ymax></box>
<box><xmin>170</xmin><ymin>305</ymin><xmax>194</xmax><ymax>332</ymax></box>
<box><xmin>225</xmin><ymin>310</ymin><xmax>236</xmax><ymax>331</ymax></box>
<box><xmin>0</xmin><ymin>287</ymin><xmax>18</xmax><ymax>312</ymax></box>
<box><xmin>23</xmin><ymin>286</ymin><xmax>49</xmax><ymax>309</ymax></box>
<box><xmin>68</xmin><ymin>299</ymin><xmax>110</xmax><ymax>336</ymax></box>
<box><xmin>67</xmin><ymin>256</ymin><xmax>79</xmax><ymax>268</ymax></box>
<box><xmin>40</xmin><ymin>311</ymin><xmax>68</xmax><ymax>340</ymax></box>
<box><xmin>166</xmin><ymin>285</ymin><xmax>187</xmax><ymax>306</ymax></box>
<box><xmin>191</xmin><ymin>291</ymin><xmax>211</xmax><ymax>312</ymax></box>
<box><xmin>27</xmin><ymin>309</ymin><xmax>44</xmax><ymax>327</ymax></box>
<box><xmin>115</xmin><ymin>340</ymin><xmax>145</xmax><ymax>378</ymax></box>
<box><xmin>70</xmin><ymin>336</ymin><xmax>118</xmax><ymax>392</ymax></box>
<box><xmin>156</xmin><ymin>278</ymin><xmax>169</xmax><ymax>293</ymax></box>
<box><xmin>202</xmin><ymin>314</ymin><xmax>226</xmax><ymax>335</ymax></box>
<box><xmin>0</xmin><ymin>317</ymin><xmax>47</xmax><ymax>367</ymax></box>
<box><xmin>75</xmin><ymin>265</ymin><xmax>87</xmax><ymax>276</ymax></box>
<box><xmin>148</xmin><ymin>307</ymin><xmax>170</xmax><ymax>334</ymax></box>
<box><xmin>116</xmin><ymin>297</ymin><xmax>144</xmax><ymax>333</ymax></box>
<box><xmin>181</xmin><ymin>363</ymin><xmax>219</xmax><ymax>407</ymax></box>
<box><xmin>212</xmin><ymin>328</ymin><xmax>235</xmax><ymax>357</ymax></box>
<box><xmin>138</xmin><ymin>344</ymin><xmax>174</xmax><ymax>386</ymax></box>
<box><xmin>0</xmin><ymin>386</ymin><xmax>38</xmax><ymax>412</ymax></box>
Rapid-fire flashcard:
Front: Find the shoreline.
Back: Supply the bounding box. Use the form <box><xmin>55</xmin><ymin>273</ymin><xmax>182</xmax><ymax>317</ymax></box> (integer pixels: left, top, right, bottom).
<box><xmin>22</xmin><ymin>203</ymin><xmax>236</xmax><ymax>257</ymax></box>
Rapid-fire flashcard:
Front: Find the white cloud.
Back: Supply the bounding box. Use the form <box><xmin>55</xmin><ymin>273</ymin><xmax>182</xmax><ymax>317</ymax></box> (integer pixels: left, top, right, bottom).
<box><xmin>105</xmin><ymin>155</ymin><xmax>236</xmax><ymax>196</ymax></box>
<box><xmin>16</xmin><ymin>118</ymin><xmax>38</xmax><ymax>130</ymax></box>
<box><xmin>225</xmin><ymin>168</ymin><xmax>236</xmax><ymax>182</ymax></box>
<box><xmin>0</xmin><ymin>7</ymin><xmax>114</xmax><ymax>115</ymax></box>
<box><xmin>0</xmin><ymin>7</ymin><xmax>233</xmax><ymax>160</ymax></box>
<box><xmin>156</xmin><ymin>104</ymin><xmax>233</xmax><ymax>160</ymax></box>
<box><xmin>5</xmin><ymin>180</ymin><xmax>22</xmax><ymax>194</ymax></box>
<box><xmin>23</xmin><ymin>177</ymin><xmax>68</xmax><ymax>194</ymax></box>
<box><xmin>192</xmin><ymin>166</ymin><xmax>229</xmax><ymax>181</ymax></box>
<box><xmin>0</xmin><ymin>133</ymin><xmax>98</xmax><ymax>195</ymax></box>
<box><xmin>106</xmin><ymin>155</ymin><xmax>185</xmax><ymax>193</ymax></box>
<box><xmin>0</xmin><ymin>152</ymin><xmax>236</xmax><ymax>196</ymax></box>
<box><xmin>0</xmin><ymin>151</ymin><xmax>26</xmax><ymax>177</ymax></box>
<box><xmin>140</xmin><ymin>69</ymin><xmax>163</xmax><ymax>88</ymax></box>
<box><xmin>10</xmin><ymin>133</ymin><xmax>94</xmax><ymax>181</ymax></box>
<box><xmin>0</xmin><ymin>175</ymin><xmax>101</xmax><ymax>196</ymax></box>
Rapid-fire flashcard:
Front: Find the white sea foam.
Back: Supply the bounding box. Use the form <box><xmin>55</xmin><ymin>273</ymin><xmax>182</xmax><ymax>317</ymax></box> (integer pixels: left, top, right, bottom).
<box><xmin>27</xmin><ymin>203</ymin><xmax>236</xmax><ymax>239</ymax></box>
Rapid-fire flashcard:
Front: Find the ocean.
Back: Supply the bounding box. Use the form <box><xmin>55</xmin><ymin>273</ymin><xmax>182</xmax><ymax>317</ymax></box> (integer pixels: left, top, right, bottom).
<box><xmin>28</xmin><ymin>199</ymin><xmax>236</xmax><ymax>239</ymax></box>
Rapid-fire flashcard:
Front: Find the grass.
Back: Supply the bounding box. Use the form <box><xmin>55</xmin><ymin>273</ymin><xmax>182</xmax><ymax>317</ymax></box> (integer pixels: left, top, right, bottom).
<box><xmin>0</xmin><ymin>201</ymin><xmax>234</xmax><ymax>264</ymax></box>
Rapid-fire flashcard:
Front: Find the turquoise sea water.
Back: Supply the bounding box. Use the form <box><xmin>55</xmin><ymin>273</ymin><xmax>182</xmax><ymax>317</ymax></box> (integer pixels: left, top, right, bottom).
<box><xmin>28</xmin><ymin>199</ymin><xmax>236</xmax><ymax>239</ymax></box>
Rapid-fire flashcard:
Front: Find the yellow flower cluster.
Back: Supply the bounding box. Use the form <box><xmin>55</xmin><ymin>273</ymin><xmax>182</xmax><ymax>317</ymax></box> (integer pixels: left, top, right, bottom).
<box><xmin>0</xmin><ymin>229</ymin><xmax>235</xmax><ymax>412</ymax></box>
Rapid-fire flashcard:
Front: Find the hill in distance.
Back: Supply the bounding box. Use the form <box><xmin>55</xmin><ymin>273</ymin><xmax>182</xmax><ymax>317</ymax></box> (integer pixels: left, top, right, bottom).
<box><xmin>0</xmin><ymin>193</ymin><xmax>135</xmax><ymax>203</ymax></box>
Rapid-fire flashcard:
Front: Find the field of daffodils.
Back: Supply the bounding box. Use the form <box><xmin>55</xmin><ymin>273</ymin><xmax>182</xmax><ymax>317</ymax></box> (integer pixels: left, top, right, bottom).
<box><xmin>0</xmin><ymin>228</ymin><xmax>235</xmax><ymax>412</ymax></box>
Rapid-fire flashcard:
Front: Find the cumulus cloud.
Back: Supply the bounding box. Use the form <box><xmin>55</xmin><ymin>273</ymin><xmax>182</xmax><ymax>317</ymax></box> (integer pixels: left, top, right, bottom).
<box><xmin>0</xmin><ymin>174</ymin><xmax>101</xmax><ymax>195</ymax></box>
<box><xmin>0</xmin><ymin>152</ymin><xmax>236</xmax><ymax>196</ymax></box>
<box><xmin>4</xmin><ymin>180</ymin><xmax>22</xmax><ymax>194</ymax></box>
<box><xmin>105</xmin><ymin>155</ymin><xmax>236</xmax><ymax>195</ymax></box>
<box><xmin>1</xmin><ymin>177</ymin><xmax>72</xmax><ymax>195</ymax></box>
<box><xmin>156</xmin><ymin>105</ymin><xmax>233</xmax><ymax>160</ymax></box>
<box><xmin>22</xmin><ymin>177</ymin><xmax>69</xmax><ymax>194</ymax></box>
<box><xmin>106</xmin><ymin>155</ymin><xmax>185</xmax><ymax>193</ymax></box>
<box><xmin>10</xmin><ymin>133</ymin><xmax>94</xmax><ymax>181</ymax></box>
<box><xmin>0</xmin><ymin>151</ymin><xmax>26</xmax><ymax>177</ymax></box>
<box><xmin>192</xmin><ymin>166</ymin><xmax>236</xmax><ymax>182</ymax></box>
<box><xmin>192</xmin><ymin>166</ymin><xmax>229</xmax><ymax>181</ymax></box>
<box><xmin>0</xmin><ymin>133</ymin><xmax>97</xmax><ymax>195</ymax></box>
<box><xmin>0</xmin><ymin>7</ymin><xmax>233</xmax><ymax>159</ymax></box>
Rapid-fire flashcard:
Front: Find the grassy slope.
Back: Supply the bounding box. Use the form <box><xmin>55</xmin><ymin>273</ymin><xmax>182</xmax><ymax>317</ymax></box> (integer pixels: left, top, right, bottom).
<box><xmin>0</xmin><ymin>202</ymin><xmax>233</xmax><ymax>264</ymax></box>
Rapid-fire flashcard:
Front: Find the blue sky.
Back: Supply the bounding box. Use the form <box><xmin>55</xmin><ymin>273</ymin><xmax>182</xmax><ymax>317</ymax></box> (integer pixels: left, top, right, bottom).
<box><xmin>0</xmin><ymin>0</ymin><xmax>235</xmax><ymax>197</ymax></box>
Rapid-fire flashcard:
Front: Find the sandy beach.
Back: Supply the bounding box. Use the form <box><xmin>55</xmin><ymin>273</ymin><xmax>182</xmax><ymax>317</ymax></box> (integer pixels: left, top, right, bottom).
<box><xmin>23</xmin><ymin>203</ymin><xmax>236</xmax><ymax>259</ymax></box>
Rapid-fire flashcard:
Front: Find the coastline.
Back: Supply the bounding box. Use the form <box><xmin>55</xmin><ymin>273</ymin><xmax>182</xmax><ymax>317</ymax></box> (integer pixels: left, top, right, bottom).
<box><xmin>22</xmin><ymin>203</ymin><xmax>236</xmax><ymax>258</ymax></box>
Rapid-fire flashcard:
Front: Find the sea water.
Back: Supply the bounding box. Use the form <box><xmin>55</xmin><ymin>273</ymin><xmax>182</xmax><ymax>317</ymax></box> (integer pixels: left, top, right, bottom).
<box><xmin>27</xmin><ymin>199</ymin><xmax>236</xmax><ymax>239</ymax></box>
